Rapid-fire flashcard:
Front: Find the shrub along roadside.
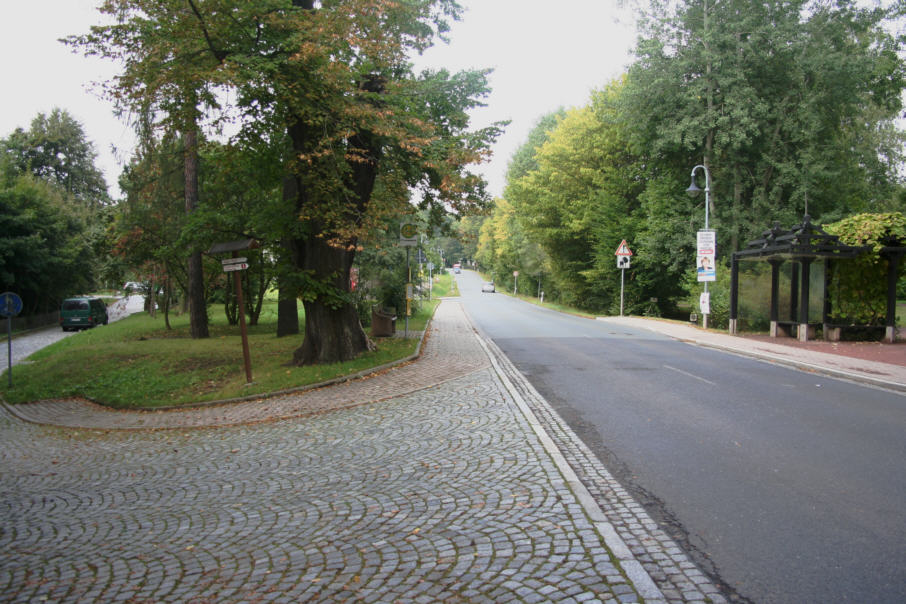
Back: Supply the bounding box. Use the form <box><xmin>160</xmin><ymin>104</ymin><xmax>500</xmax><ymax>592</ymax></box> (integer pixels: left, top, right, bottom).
<box><xmin>1</xmin><ymin>300</ymin><xmax>438</xmax><ymax>409</ymax></box>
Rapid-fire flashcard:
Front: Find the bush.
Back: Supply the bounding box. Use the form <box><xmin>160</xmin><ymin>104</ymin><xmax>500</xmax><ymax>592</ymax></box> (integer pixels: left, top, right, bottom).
<box><xmin>825</xmin><ymin>213</ymin><xmax>906</xmax><ymax>325</ymax></box>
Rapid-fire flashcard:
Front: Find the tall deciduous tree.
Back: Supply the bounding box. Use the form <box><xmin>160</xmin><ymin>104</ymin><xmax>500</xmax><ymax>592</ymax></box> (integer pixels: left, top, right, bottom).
<box><xmin>72</xmin><ymin>0</ymin><xmax>500</xmax><ymax>363</ymax></box>
<box><xmin>622</xmin><ymin>0</ymin><xmax>905</xmax><ymax>250</ymax></box>
<box><xmin>0</xmin><ymin>108</ymin><xmax>109</xmax><ymax>207</ymax></box>
<box><xmin>241</xmin><ymin>1</ymin><xmax>500</xmax><ymax>365</ymax></box>
<box><xmin>66</xmin><ymin>1</ymin><xmax>231</xmax><ymax>338</ymax></box>
<box><xmin>505</xmin><ymin>81</ymin><xmax>643</xmax><ymax>311</ymax></box>
<box><xmin>1</xmin><ymin>110</ymin><xmax>110</xmax><ymax>311</ymax></box>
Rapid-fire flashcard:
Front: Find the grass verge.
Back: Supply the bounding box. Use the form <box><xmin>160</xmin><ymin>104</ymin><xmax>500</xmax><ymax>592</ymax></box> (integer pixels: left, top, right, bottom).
<box><xmin>1</xmin><ymin>300</ymin><xmax>438</xmax><ymax>409</ymax></box>
<box><xmin>430</xmin><ymin>272</ymin><xmax>458</xmax><ymax>298</ymax></box>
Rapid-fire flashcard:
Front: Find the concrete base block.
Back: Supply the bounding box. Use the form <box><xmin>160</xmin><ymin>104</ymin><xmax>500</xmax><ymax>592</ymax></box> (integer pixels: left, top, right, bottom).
<box><xmin>798</xmin><ymin>323</ymin><xmax>815</xmax><ymax>342</ymax></box>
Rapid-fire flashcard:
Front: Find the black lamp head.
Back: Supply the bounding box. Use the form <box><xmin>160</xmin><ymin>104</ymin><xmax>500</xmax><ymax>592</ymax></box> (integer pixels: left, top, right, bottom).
<box><xmin>686</xmin><ymin>176</ymin><xmax>702</xmax><ymax>197</ymax></box>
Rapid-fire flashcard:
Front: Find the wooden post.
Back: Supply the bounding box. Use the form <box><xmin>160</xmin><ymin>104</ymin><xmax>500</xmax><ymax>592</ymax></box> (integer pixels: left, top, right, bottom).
<box><xmin>233</xmin><ymin>252</ymin><xmax>253</xmax><ymax>384</ymax></box>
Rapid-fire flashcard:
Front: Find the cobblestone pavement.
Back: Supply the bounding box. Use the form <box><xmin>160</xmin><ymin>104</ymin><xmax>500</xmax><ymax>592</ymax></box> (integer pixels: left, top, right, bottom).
<box><xmin>0</xmin><ymin>301</ymin><xmax>724</xmax><ymax>603</ymax></box>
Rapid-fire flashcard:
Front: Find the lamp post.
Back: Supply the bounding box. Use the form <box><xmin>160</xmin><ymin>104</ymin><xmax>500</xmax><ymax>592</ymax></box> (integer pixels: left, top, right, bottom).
<box><xmin>686</xmin><ymin>164</ymin><xmax>714</xmax><ymax>329</ymax></box>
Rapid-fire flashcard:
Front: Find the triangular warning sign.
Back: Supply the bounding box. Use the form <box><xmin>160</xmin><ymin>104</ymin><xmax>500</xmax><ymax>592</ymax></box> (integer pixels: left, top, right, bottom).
<box><xmin>615</xmin><ymin>240</ymin><xmax>633</xmax><ymax>256</ymax></box>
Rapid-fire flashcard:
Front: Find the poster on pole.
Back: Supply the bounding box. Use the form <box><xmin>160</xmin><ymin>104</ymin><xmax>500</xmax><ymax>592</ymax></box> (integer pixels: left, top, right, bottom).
<box><xmin>699</xmin><ymin>291</ymin><xmax>711</xmax><ymax>314</ymax></box>
<box><xmin>697</xmin><ymin>229</ymin><xmax>716</xmax><ymax>282</ymax></box>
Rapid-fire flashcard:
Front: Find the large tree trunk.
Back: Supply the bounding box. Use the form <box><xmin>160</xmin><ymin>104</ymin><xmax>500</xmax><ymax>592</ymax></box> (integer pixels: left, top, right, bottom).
<box><xmin>184</xmin><ymin>123</ymin><xmax>209</xmax><ymax>339</ymax></box>
<box><xmin>292</xmin><ymin>233</ymin><xmax>373</xmax><ymax>365</ymax></box>
<box><xmin>276</xmin><ymin>176</ymin><xmax>300</xmax><ymax>337</ymax></box>
<box><xmin>285</xmin><ymin>62</ymin><xmax>382</xmax><ymax>365</ymax></box>
<box><xmin>277</xmin><ymin>281</ymin><xmax>299</xmax><ymax>336</ymax></box>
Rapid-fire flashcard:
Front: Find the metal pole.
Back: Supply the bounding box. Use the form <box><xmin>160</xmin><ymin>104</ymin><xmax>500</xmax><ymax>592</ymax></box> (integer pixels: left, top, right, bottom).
<box><xmin>620</xmin><ymin>268</ymin><xmax>625</xmax><ymax>316</ymax></box>
<box><xmin>405</xmin><ymin>247</ymin><xmax>410</xmax><ymax>338</ymax></box>
<box><xmin>7</xmin><ymin>315</ymin><xmax>11</xmax><ymax>388</ymax></box>
<box><xmin>703</xmin><ymin>167</ymin><xmax>710</xmax><ymax>330</ymax></box>
<box><xmin>691</xmin><ymin>164</ymin><xmax>712</xmax><ymax>330</ymax></box>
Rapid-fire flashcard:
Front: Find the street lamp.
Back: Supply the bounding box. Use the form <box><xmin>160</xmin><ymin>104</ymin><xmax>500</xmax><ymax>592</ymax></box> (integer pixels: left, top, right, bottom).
<box><xmin>686</xmin><ymin>164</ymin><xmax>710</xmax><ymax>229</ymax></box>
<box><xmin>686</xmin><ymin>164</ymin><xmax>714</xmax><ymax>329</ymax></box>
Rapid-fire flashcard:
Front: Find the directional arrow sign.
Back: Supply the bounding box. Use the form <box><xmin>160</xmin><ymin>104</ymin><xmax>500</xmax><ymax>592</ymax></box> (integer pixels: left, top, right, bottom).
<box><xmin>223</xmin><ymin>263</ymin><xmax>249</xmax><ymax>272</ymax></box>
<box><xmin>222</xmin><ymin>257</ymin><xmax>248</xmax><ymax>265</ymax></box>
<box><xmin>0</xmin><ymin>292</ymin><xmax>23</xmax><ymax>317</ymax></box>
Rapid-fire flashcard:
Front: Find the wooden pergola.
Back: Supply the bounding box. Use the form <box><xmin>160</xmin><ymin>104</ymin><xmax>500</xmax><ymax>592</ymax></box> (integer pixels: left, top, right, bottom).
<box><xmin>727</xmin><ymin>215</ymin><xmax>906</xmax><ymax>343</ymax></box>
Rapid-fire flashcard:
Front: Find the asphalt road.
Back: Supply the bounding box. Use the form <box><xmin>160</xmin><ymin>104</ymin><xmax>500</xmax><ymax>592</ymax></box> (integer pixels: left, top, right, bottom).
<box><xmin>456</xmin><ymin>270</ymin><xmax>906</xmax><ymax>604</ymax></box>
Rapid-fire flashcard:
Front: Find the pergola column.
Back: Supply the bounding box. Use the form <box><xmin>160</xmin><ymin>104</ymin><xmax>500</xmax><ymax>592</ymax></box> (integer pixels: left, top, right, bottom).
<box><xmin>798</xmin><ymin>257</ymin><xmax>814</xmax><ymax>342</ymax></box>
<box><xmin>823</xmin><ymin>259</ymin><xmax>839</xmax><ymax>341</ymax></box>
<box><xmin>789</xmin><ymin>262</ymin><xmax>799</xmax><ymax>337</ymax></box>
<box><xmin>729</xmin><ymin>254</ymin><xmax>739</xmax><ymax>334</ymax></box>
<box><xmin>885</xmin><ymin>253</ymin><xmax>900</xmax><ymax>343</ymax></box>
<box><xmin>769</xmin><ymin>259</ymin><xmax>782</xmax><ymax>338</ymax></box>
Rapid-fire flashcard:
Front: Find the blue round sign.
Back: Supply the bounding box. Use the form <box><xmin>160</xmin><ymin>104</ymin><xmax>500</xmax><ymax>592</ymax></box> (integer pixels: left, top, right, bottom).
<box><xmin>0</xmin><ymin>292</ymin><xmax>23</xmax><ymax>317</ymax></box>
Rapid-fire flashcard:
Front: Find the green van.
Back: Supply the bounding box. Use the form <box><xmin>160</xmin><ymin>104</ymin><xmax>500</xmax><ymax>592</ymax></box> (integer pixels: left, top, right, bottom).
<box><xmin>60</xmin><ymin>297</ymin><xmax>108</xmax><ymax>331</ymax></box>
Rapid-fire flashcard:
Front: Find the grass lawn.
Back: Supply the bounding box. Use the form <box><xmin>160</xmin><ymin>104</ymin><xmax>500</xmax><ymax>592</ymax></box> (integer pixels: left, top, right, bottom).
<box><xmin>1</xmin><ymin>300</ymin><xmax>437</xmax><ymax>409</ymax></box>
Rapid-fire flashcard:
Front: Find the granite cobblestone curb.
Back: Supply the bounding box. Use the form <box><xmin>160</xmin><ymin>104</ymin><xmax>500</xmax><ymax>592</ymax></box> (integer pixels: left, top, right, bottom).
<box><xmin>465</xmin><ymin>313</ymin><xmax>725</xmax><ymax>604</ymax></box>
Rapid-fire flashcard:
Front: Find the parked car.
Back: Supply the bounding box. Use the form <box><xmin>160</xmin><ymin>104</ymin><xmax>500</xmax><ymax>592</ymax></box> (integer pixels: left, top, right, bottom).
<box><xmin>481</xmin><ymin>281</ymin><xmax>495</xmax><ymax>293</ymax></box>
<box><xmin>123</xmin><ymin>281</ymin><xmax>143</xmax><ymax>294</ymax></box>
<box><xmin>60</xmin><ymin>297</ymin><xmax>108</xmax><ymax>331</ymax></box>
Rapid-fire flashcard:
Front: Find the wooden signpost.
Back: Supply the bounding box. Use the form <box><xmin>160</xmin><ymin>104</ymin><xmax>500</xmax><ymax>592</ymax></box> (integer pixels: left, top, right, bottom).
<box><xmin>209</xmin><ymin>239</ymin><xmax>258</xmax><ymax>384</ymax></box>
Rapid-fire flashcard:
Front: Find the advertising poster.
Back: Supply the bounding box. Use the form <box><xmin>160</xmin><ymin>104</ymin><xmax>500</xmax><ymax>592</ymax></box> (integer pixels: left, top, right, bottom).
<box><xmin>697</xmin><ymin>229</ymin><xmax>716</xmax><ymax>282</ymax></box>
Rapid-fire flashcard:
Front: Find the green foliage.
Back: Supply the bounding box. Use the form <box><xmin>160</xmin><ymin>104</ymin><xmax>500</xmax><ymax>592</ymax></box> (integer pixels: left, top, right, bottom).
<box><xmin>825</xmin><ymin>212</ymin><xmax>906</xmax><ymax>324</ymax></box>
<box><xmin>0</xmin><ymin>109</ymin><xmax>112</xmax><ymax>314</ymax></box>
<box><xmin>474</xmin><ymin>197</ymin><xmax>550</xmax><ymax>297</ymax></box>
<box><xmin>622</xmin><ymin>0</ymin><xmax>905</xmax><ymax>248</ymax></box>
<box><xmin>0</xmin><ymin>172</ymin><xmax>96</xmax><ymax>314</ymax></box>
<box><xmin>71</xmin><ymin>0</ymin><xmax>500</xmax><ymax>361</ymax></box>
<box><xmin>354</xmin><ymin>243</ymin><xmax>410</xmax><ymax>320</ymax></box>
<box><xmin>0</xmin><ymin>108</ymin><xmax>110</xmax><ymax>207</ymax></box>
<box><xmin>501</xmin><ymin>81</ymin><xmax>646</xmax><ymax>311</ymax></box>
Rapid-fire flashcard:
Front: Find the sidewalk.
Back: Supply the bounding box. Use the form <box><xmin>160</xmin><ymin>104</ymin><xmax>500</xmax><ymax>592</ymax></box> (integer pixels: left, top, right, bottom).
<box><xmin>596</xmin><ymin>316</ymin><xmax>906</xmax><ymax>392</ymax></box>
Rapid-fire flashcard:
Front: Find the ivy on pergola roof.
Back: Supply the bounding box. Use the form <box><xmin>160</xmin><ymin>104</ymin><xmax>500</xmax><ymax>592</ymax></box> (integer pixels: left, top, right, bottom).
<box><xmin>734</xmin><ymin>215</ymin><xmax>868</xmax><ymax>261</ymax></box>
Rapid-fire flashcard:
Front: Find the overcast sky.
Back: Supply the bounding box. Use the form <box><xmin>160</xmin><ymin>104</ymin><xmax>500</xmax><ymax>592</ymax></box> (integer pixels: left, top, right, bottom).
<box><xmin>0</xmin><ymin>1</ymin><xmax>637</xmax><ymax>199</ymax></box>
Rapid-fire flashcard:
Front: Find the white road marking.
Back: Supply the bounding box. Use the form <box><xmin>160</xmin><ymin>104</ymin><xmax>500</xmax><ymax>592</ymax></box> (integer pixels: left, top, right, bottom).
<box><xmin>663</xmin><ymin>364</ymin><xmax>716</xmax><ymax>386</ymax></box>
